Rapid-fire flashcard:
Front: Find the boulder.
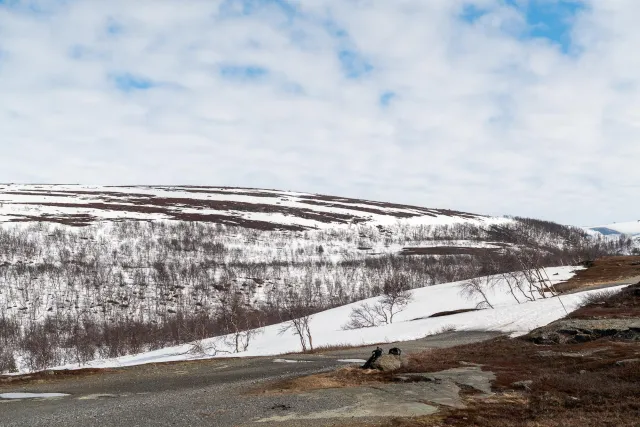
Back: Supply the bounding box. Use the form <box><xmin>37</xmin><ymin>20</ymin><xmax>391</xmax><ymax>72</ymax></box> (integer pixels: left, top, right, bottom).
<box><xmin>371</xmin><ymin>354</ymin><xmax>405</xmax><ymax>372</ymax></box>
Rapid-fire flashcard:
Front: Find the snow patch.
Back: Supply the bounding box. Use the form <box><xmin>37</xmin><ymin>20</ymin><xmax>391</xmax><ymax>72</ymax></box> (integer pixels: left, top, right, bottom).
<box><xmin>0</xmin><ymin>393</ymin><xmax>69</xmax><ymax>399</ymax></box>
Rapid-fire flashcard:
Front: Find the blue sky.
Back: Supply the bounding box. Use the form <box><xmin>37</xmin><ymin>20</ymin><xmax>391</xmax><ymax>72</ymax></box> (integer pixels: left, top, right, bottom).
<box><xmin>0</xmin><ymin>0</ymin><xmax>638</xmax><ymax>225</ymax></box>
<box><xmin>461</xmin><ymin>0</ymin><xmax>585</xmax><ymax>52</ymax></box>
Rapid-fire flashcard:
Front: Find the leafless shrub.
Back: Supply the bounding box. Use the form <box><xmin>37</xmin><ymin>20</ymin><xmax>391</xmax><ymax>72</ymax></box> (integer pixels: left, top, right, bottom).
<box><xmin>460</xmin><ymin>276</ymin><xmax>496</xmax><ymax>309</ymax></box>
<box><xmin>344</xmin><ymin>273</ymin><xmax>413</xmax><ymax>329</ymax></box>
<box><xmin>435</xmin><ymin>324</ymin><xmax>457</xmax><ymax>334</ymax></box>
<box><xmin>0</xmin><ymin>348</ymin><xmax>17</xmax><ymax>373</ymax></box>
<box><xmin>579</xmin><ymin>289</ymin><xmax>621</xmax><ymax>307</ymax></box>
<box><xmin>343</xmin><ymin>302</ymin><xmax>387</xmax><ymax>329</ymax></box>
<box><xmin>278</xmin><ymin>289</ymin><xmax>315</xmax><ymax>352</ymax></box>
<box><xmin>20</xmin><ymin>323</ymin><xmax>60</xmax><ymax>371</ymax></box>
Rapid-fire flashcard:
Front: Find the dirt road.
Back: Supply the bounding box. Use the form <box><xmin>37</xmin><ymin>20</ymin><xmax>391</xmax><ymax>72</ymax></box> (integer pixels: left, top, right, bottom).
<box><xmin>0</xmin><ymin>331</ymin><xmax>501</xmax><ymax>427</ymax></box>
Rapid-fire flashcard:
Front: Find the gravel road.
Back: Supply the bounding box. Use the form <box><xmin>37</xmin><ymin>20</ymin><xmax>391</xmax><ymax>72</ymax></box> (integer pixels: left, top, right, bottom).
<box><xmin>0</xmin><ymin>331</ymin><xmax>501</xmax><ymax>427</ymax></box>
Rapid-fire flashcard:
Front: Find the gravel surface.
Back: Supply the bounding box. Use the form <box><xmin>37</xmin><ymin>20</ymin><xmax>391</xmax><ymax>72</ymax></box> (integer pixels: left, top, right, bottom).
<box><xmin>0</xmin><ymin>331</ymin><xmax>501</xmax><ymax>427</ymax></box>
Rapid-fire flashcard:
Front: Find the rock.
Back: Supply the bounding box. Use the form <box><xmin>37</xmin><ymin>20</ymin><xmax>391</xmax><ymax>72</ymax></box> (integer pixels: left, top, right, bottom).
<box><xmin>527</xmin><ymin>318</ymin><xmax>640</xmax><ymax>344</ymax></box>
<box><xmin>574</xmin><ymin>334</ymin><xmax>592</xmax><ymax>343</ymax></box>
<box><xmin>371</xmin><ymin>354</ymin><xmax>404</xmax><ymax>372</ymax></box>
<box><xmin>512</xmin><ymin>380</ymin><xmax>533</xmax><ymax>390</ymax></box>
<box><xmin>392</xmin><ymin>373</ymin><xmax>439</xmax><ymax>383</ymax></box>
<box><xmin>615</xmin><ymin>358</ymin><xmax>640</xmax><ymax>366</ymax></box>
<box><xmin>459</xmin><ymin>361</ymin><xmax>483</xmax><ymax>367</ymax></box>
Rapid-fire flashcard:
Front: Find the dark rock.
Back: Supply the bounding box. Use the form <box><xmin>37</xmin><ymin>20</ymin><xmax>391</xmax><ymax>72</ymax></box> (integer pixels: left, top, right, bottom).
<box><xmin>527</xmin><ymin>318</ymin><xmax>640</xmax><ymax>344</ymax></box>
<box><xmin>392</xmin><ymin>373</ymin><xmax>438</xmax><ymax>383</ymax></box>
<box><xmin>270</xmin><ymin>404</ymin><xmax>291</xmax><ymax>411</ymax></box>
<box><xmin>615</xmin><ymin>358</ymin><xmax>640</xmax><ymax>366</ymax></box>
<box><xmin>574</xmin><ymin>334</ymin><xmax>592</xmax><ymax>343</ymax></box>
<box><xmin>388</xmin><ymin>347</ymin><xmax>402</xmax><ymax>356</ymax></box>
<box><xmin>512</xmin><ymin>380</ymin><xmax>533</xmax><ymax>390</ymax></box>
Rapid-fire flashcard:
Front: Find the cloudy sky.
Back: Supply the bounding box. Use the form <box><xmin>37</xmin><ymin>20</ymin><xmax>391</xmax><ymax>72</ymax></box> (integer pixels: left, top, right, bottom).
<box><xmin>0</xmin><ymin>0</ymin><xmax>638</xmax><ymax>226</ymax></box>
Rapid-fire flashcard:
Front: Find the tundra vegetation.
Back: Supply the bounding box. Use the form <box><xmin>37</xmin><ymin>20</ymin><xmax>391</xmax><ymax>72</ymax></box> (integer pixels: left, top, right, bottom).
<box><xmin>0</xmin><ymin>218</ymin><xmax>632</xmax><ymax>372</ymax></box>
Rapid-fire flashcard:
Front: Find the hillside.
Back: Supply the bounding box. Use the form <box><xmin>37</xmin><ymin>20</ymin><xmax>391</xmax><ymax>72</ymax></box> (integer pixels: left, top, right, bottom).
<box><xmin>0</xmin><ymin>184</ymin><xmax>498</xmax><ymax>231</ymax></box>
<box><xmin>0</xmin><ymin>185</ymin><xmax>630</xmax><ymax>374</ymax></box>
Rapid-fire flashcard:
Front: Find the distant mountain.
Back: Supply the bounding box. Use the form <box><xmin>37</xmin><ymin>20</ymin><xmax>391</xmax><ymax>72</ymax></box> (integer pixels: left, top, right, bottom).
<box><xmin>588</xmin><ymin>221</ymin><xmax>640</xmax><ymax>236</ymax></box>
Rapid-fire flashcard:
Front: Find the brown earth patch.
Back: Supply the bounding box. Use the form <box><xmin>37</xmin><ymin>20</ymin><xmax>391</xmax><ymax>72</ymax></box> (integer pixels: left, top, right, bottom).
<box><xmin>428</xmin><ymin>308</ymin><xmax>480</xmax><ymax>318</ymax></box>
<box><xmin>250</xmin><ymin>366</ymin><xmax>391</xmax><ymax>395</ymax></box>
<box><xmin>555</xmin><ymin>256</ymin><xmax>640</xmax><ymax>293</ymax></box>
<box><xmin>0</xmin><ymin>368</ymin><xmax>120</xmax><ymax>386</ymax></box>
<box><xmin>296</xmin><ymin>194</ymin><xmax>483</xmax><ymax>220</ymax></box>
<box><xmin>400</xmin><ymin>247</ymin><xmax>502</xmax><ymax>256</ymax></box>
<box><xmin>568</xmin><ymin>282</ymin><xmax>640</xmax><ymax>319</ymax></box>
<box><xmin>345</xmin><ymin>336</ymin><xmax>640</xmax><ymax>427</ymax></box>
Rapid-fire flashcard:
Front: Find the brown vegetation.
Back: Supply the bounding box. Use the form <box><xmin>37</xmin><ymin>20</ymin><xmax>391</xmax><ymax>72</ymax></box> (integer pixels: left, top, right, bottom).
<box><xmin>400</xmin><ymin>247</ymin><xmax>502</xmax><ymax>256</ymax></box>
<box><xmin>2</xmin><ymin>186</ymin><xmax>484</xmax><ymax>230</ymax></box>
<box><xmin>555</xmin><ymin>256</ymin><xmax>640</xmax><ymax>293</ymax></box>
<box><xmin>379</xmin><ymin>336</ymin><xmax>640</xmax><ymax>427</ymax></box>
<box><xmin>371</xmin><ymin>277</ymin><xmax>640</xmax><ymax>426</ymax></box>
<box><xmin>252</xmin><ymin>366</ymin><xmax>390</xmax><ymax>395</ymax></box>
<box><xmin>570</xmin><ymin>282</ymin><xmax>640</xmax><ymax>319</ymax></box>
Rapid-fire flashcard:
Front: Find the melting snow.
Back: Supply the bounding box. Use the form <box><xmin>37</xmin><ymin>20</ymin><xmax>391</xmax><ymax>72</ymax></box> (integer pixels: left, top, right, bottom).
<box><xmin>0</xmin><ymin>393</ymin><xmax>69</xmax><ymax>399</ymax></box>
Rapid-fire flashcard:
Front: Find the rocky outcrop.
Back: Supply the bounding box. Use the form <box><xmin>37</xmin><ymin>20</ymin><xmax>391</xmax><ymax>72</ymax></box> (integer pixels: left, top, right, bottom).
<box><xmin>526</xmin><ymin>318</ymin><xmax>640</xmax><ymax>344</ymax></box>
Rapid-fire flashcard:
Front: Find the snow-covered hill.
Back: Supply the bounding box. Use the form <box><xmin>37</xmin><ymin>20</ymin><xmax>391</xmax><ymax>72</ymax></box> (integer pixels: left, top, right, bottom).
<box><xmin>0</xmin><ymin>184</ymin><xmax>505</xmax><ymax>231</ymax></box>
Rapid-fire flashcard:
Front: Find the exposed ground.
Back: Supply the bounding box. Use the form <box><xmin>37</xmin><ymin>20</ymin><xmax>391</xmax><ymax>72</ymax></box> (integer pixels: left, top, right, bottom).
<box><xmin>554</xmin><ymin>256</ymin><xmax>640</xmax><ymax>293</ymax></box>
<box><xmin>399</xmin><ymin>247</ymin><xmax>503</xmax><ymax>256</ymax></box>
<box><xmin>0</xmin><ymin>331</ymin><xmax>501</xmax><ymax>427</ymax></box>
<box><xmin>345</xmin><ymin>282</ymin><xmax>640</xmax><ymax>427</ymax></box>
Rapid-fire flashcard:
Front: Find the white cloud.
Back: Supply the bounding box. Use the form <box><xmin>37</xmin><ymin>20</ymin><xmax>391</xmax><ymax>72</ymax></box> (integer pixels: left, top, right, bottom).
<box><xmin>0</xmin><ymin>0</ymin><xmax>638</xmax><ymax>225</ymax></box>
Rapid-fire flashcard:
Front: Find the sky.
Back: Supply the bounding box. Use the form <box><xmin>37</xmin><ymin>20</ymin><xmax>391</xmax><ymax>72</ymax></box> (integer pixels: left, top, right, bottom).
<box><xmin>0</xmin><ymin>0</ymin><xmax>638</xmax><ymax>226</ymax></box>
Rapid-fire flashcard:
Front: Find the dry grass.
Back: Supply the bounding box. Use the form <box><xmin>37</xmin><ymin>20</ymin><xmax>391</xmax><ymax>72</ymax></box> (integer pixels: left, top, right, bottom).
<box><xmin>353</xmin><ymin>336</ymin><xmax>640</xmax><ymax>427</ymax></box>
<box><xmin>569</xmin><ymin>282</ymin><xmax>640</xmax><ymax>319</ymax></box>
<box><xmin>0</xmin><ymin>367</ymin><xmax>119</xmax><ymax>386</ymax></box>
<box><xmin>250</xmin><ymin>366</ymin><xmax>391</xmax><ymax>395</ymax></box>
<box><xmin>555</xmin><ymin>256</ymin><xmax>640</xmax><ymax>293</ymax></box>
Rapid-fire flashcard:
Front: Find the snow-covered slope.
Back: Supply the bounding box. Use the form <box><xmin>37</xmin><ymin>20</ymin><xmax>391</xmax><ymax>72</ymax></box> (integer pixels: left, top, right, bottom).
<box><xmin>0</xmin><ymin>184</ymin><xmax>507</xmax><ymax>230</ymax></box>
<box><xmin>49</xmin><ymin>266</ymin><xmax>628</xmax><ymax>373</ymax></box>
